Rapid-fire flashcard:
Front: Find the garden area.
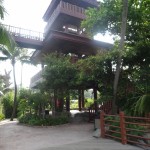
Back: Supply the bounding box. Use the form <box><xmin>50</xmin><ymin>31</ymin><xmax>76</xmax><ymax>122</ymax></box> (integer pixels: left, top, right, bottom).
<box><xmin>0</xmin><ymin>0</ymin><xmax>149</xmax><ymax>148</ymax></box>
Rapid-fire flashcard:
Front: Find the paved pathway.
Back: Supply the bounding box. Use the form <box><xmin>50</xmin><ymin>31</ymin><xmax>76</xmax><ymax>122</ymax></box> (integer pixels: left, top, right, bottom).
<box><xmin>0</xmin><ymin>120</ymin><xmax>142</xmax><ymax>150</ymax></box>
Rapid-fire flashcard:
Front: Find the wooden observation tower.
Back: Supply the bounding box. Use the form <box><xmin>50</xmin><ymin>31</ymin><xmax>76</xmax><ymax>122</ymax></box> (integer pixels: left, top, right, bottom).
<box><xmin>31</xmin><ymin>0</ymin><xmax>112</xmax><ymax>62</ymax></box>
<box><xmin>30</xmin><ymin>0</ymin><xmax>113</xmax><ymax>113</ymax></box>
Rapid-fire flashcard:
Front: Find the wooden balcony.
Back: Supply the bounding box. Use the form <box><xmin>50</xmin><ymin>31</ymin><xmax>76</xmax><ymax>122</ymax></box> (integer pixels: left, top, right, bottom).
<box><xmin>3</xmin><ymin>24</ymin><xmax>43</xmax><ymax>49</ymax></box>
<box><xmin>30</xmin><ymin>70</ymin><xmax>43</xmax><ymax>88</ymax></box>
<box><xmin>44</xmin><ymin>1</ymin><xmax>86</xmax><ymax>35</ymax></box>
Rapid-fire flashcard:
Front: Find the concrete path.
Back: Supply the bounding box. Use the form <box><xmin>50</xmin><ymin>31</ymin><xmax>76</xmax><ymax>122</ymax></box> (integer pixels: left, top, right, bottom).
<box><xmin>0</xmin><ymin>120</ymin><xmax>142</xmax><ymax>150</ymax></box>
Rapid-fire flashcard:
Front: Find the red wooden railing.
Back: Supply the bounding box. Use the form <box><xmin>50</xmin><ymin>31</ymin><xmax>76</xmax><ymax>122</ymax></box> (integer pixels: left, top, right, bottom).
<box><xmin>89</xmin><ymin>100</ymin><xmax>112</xmax><ymax>122</ymax></box>
<box><xmin>2</xmin><ymin>24</ymin><xmax>44</xmax><ymax>41</ymax></box>
<box><xmin>100</xmin><ymin>111</ymin><xmax>150</xmax><ymax>148</ymax></box>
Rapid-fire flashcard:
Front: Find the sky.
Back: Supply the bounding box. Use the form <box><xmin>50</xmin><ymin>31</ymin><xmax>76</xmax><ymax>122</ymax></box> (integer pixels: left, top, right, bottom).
<box><xmin>0</xmin><ymin>0</ymin><xmax>114</xmax><ymax>88</ymax></box>
<box><xmin>0</xmin><ymin>0</ymin><xmax>51</xmax><ymax>88</ymax></box>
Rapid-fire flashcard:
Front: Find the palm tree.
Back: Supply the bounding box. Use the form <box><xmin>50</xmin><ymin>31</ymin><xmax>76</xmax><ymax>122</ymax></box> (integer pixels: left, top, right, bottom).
<box><xmin>0</xmin><ymin>0</ymin><xmax>15</xmax><ymax>49</ymax></box>
<box><xmin>0</xmin><ymin>46</ymin><xmax>31</xmax><ymax>120</ymax></box>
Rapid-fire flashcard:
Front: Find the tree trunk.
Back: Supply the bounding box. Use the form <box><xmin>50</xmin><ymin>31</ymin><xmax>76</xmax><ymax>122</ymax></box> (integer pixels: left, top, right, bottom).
<box><xmin>93</xmin><ymin>87</ymin><xmax>98</xmax><ymax>114</ymax></box>
<box><xmin>20</xmin><ymin>62</ymin><xmax>23</xmax><ymax>88</ymax></box>
<box><xmin>10</xmin><ymin>63</ymin><xmax>17</xmax><ymax>121</ymax></box>
<box><xmin>81</xmin><ymin>89</ymin><xmax>85</xmax><ymax>108</ymax></box>
<box><xmin>78</xmin><ymin>89</ymin><xmax>82</xmax><ymax>111</ymax></box>
<box><xmin>112</xmin><ymin>0</ymin><xmax>128</xmax><ymax>114</ymax></box>
<box><xmin>66</xmin><ymin>91</ymin><xmax>70</xmax><ymax>112</ymax></box>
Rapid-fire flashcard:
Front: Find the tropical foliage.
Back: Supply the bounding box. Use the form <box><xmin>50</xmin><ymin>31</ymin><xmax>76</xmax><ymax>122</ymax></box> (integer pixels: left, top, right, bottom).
<box><xmin>0</xmin><ymin>0</ymin><xmax>15</xmax><ymax>49</ymax></box>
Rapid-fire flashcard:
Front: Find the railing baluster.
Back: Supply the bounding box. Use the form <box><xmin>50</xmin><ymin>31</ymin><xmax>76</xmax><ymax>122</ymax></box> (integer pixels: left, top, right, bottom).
<box><xmin>2</xmin><ymin>23</ymin><xmax>43</xmax><ymax>41</ymax></box>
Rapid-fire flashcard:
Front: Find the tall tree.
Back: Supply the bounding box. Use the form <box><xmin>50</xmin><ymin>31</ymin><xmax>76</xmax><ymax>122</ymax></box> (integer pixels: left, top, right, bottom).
<box><xmin>113</xmin><ymin>0</ymin><xmax>128</xmax><ymax>114</ymax></box>
<box><xmin>81</xmin><ymin>0</ymin><xmax>150</xmax><ymax>113</ymax></box>
<box><xmin>0</xmin><ymin>46</ymin><xmax>31</xmax><ymax>120</ymax></box>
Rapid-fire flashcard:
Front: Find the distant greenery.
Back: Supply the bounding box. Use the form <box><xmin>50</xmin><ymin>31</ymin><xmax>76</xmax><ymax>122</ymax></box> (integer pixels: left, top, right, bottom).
<box><xmin>135</xmin><ymin>94</ymin><xmax>150</xmax><ymax>115</ymax></box>
<box><xmin>70</xmin><ymin>98</ymin><xmax>94</xmax><ymax>109</ymax></box>
<box><xmin>18</xmin><ymin>113</ymin><xmax>69</xmax><ymax>126</ymax></box>
<box><xmin>0</xmin><ymin>113</ymin><xmax>5</xmax><ymax>121</ymax></box>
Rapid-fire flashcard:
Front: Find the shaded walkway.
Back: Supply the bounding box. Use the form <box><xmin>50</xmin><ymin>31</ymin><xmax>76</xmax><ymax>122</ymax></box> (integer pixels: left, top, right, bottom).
<box><xmin>0</xmin><ymin>120</ymin><xmax>142</xmax><ymax>150</ymax></box>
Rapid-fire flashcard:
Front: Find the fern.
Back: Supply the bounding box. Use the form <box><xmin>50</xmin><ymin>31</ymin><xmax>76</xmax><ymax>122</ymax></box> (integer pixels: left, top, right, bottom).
<box><xmin>135</xmin><ymin>94</ymin><xmax>150</xmax><ymax>115</ymax></box>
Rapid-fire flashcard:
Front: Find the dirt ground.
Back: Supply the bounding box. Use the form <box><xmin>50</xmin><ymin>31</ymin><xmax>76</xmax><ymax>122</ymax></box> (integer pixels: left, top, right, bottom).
<box><xmin>0</xmin><ymin>119</ymin><xmax>142</xmax><ymax>150</ymax></box>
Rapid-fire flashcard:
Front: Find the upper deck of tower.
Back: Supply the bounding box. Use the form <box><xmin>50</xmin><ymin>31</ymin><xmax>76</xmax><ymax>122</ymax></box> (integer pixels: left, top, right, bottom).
<box><xmin>42</xmin><ymin>0</ymin><xmax>98</xmax><ymax>37</ymax></box>
<box><xmin>43</xmin><ymin>0</ymin><xmax>98</xmax><ymax>22</ymax></box>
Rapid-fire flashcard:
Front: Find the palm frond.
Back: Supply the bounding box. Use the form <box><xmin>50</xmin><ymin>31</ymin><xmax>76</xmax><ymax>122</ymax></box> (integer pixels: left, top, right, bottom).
<box><xmin>0</xmin><ymin>0</ymin><xmax>6</xmax><ymax>19</ymax></box>
<box><xmin>0</xmin><ymin>45</ymin><xmax>11</xmax><ymax>56</ymax></box>
<box><xmin>0</xmin><ymin>24</ymin><xmax>16</xmax><ymax>50</ymax></box>
<box><xmin>0</xmin><ymin>56</ymin><xmax>9</xmax><ymax>61</ymax></box>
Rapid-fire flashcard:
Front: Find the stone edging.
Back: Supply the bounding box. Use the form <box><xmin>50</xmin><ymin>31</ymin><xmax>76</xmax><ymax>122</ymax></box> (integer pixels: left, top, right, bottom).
<box><xmin>18</xmin><ymin>122</ymin><xmax>71</xmax><ymax>128</ymax></box>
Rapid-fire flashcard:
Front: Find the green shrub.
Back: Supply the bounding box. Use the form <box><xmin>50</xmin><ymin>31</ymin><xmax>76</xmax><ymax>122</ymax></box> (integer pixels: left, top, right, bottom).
<box><xmin>70</xmin><ymin>100</ymin><xmax>78</xmax><ymax>109</ymax></box>
<box><xmin>135</xmin><ymin>94</ymin><xmax>150</xmax><ymax>115</ymax></box>
<box><xmin>2</xmin><ymin>92</ymin><xmax>14</xmax><ymax>118</ymax></box>
<box><xmin>18</xmin><ymin>114</ymin><xmax>70</xmax><ymax>126</ymax></box>
<box><xmin>85</xmin><ymin>98</ymin><xmax>93</xmax><ymax>108</ymax></box>
<box><xmin>0</xmin><ymin>114</ymin><xmax>5</xmax><ymax>121</ymax></box>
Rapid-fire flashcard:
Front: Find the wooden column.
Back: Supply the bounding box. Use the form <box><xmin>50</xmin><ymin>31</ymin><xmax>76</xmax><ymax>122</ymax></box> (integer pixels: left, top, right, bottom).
<box><xmin>66</xmin><ymin>92</ymin><xmax>70</xmax><ymax>112</ymax></box>
<box><xmin>81</xmin><ymin>89</ymin><xmax>85</xmax><ymax>108</ymax></box>
<box><xmin>54</xmin><ymin>89</ymin><xmax>57</xmax><ymax>111</ymax></box>
<box><xmin>120</xmin><ymin>111</ymin><xmax>127</xmax><ymax>144</ymax></box>
<box><xmin>100</xmin><ymin>111</ymin><xmax>105</xmax><ymax>138</ymax></box>
<box><xmin>78</xmin><ymin>89</ymin><xmax>82</xmax><ymax>111</ymax></box>
<box><xmin>93</xmin><ymin>88</ymin><xmax>98</xmax><ymax>114</ymax></box>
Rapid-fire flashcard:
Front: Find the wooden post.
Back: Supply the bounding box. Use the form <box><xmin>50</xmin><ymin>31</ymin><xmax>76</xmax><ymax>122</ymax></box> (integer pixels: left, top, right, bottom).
<box><xmin>120</xmin><ymin>111</ymin><xmax>127</xmax><ymax>144</ymax></box>
<box><xmin>93</xmin><ymin>88</ymin><xmax>98</xmax><ymax>114</ymax></box>
<box><xmin>78</xmin><ymin>89</ymin><xmax>82</xmax><ymax>111</ymax></box>
<box><xmin>100</xmin><ymin>111</ymin><xmax>105</xmax><ymax>138</ymax></box>
<box><xmin>66</xmin><ymin>92</ymin><xmax>70</xmax><ymax>112</ymax></box>
<box><xmin>81</xmin><ymin>89</ymin><xmax>85</xmax><ymax>108</ymax></box>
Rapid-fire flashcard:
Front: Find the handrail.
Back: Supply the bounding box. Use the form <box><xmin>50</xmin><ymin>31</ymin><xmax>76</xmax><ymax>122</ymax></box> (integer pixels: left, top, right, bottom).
<box><xmin>2</xmin><ymin>24</ymin><xmax>44</xmax><ymax>41</ymax></box>
<box><xmin>44</xmin><ymin>1</ymin><xmax>86</xmax><ymax>35</ymax></box>
<box><xmin>100</xmin><ymin>111</ymin><xmax>150</xmax><ymax>148</ymax></box>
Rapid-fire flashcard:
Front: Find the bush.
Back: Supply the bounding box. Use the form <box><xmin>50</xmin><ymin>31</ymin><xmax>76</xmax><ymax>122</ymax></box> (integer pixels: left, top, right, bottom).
<box><xmin>85</xmin><ymin>98</ymin><xmax>93</xmax><ymax>108</ymax></box>
<box><xmin>18</xmin><ymin>114</ymin><xmax>70</xmax><ymax>126</ymax></box>
<box><xmin>0</xmin><ymin>114</ymin><xmax>5</xmax><ymax>121</ymax></box>
<box><xmin>2</xmin><ymin>92</ymin><xmax>14</xmax><ymax>118</ymax></box>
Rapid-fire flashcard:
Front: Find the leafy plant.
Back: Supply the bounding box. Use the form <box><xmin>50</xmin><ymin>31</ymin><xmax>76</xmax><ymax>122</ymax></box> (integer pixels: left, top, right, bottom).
<box><xmin>135</xmin><ymin>94</ymin><xmax>150</xmax><ymax>115</ymax></box>
<box><xmin>2</xmin><ymin>92</ymin><xmax>14</xmax><ymax>118</ymax></box>
<box><xmin>18</xmin><ymin>113</ymin><xmax>70</xmax><ymax>126</ymax></box>
<box><xmin>0</xmin><ymin>113</ymin><xmax>5</xmax><ymax>121</ymax></box>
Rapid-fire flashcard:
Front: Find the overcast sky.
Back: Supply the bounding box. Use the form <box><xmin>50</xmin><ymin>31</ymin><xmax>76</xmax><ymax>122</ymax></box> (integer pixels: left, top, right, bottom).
<box><xmin>3</xmin><ymin>0</ymin><xmax>51</xmax><ymax>32</ymax></box>
<box><xmin>1</xmin><ymin>0</ymin><xmax>114</xmax><ymax>88</ymax></box>
<box><xmin>1</xmin><ymin>0</ymin><xmax>51</xmax><ymax>88</ymax></box>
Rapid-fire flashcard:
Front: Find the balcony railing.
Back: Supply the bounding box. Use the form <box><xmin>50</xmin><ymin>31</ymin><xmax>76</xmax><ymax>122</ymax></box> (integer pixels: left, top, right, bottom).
<box><xmin>30</xmin><ymin>70</ymin><xmax>43</xmax><ymax>88</ymax></box>
<box><xmin>44</xmin><ymin>1</ymin><xmax>86</xmax><ymax>34</ymax></box>
<box><xmin>83</xmin><ymin>0</ymin><xmax>98</xmax><ymax>6</ymax></box>
<box><xmin>2</xmin><ymin>24</ymin><xmax>44</xmax><ymax>41</ymax></box>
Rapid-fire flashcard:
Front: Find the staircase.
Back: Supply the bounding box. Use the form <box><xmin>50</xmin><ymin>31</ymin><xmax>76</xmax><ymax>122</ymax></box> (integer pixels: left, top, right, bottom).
<box><xmin>88</xmin><ymin>100</ymin><xmax>112</xmax><ymax>122</ymax></box>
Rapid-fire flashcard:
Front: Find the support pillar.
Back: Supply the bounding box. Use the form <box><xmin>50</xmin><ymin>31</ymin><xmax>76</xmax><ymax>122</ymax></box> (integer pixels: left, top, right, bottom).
<box><xmin>81</xmin><ymin>89</ymin><xmax>85</xmax><ymax>108</ymax></box>
<box><xmin>93</xmin><ymin>88</ymin><xmax>98</xmax><ymax>114</ymax></box>
<box><xmin>78</xmin><ymin>89</ymin><xmax>82</xmax><ymax>111</ymax></box>
<box><xmin>66</xmin><ymin>92</ymin><xmax>70</xmax><ymax>112</ymax></box>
